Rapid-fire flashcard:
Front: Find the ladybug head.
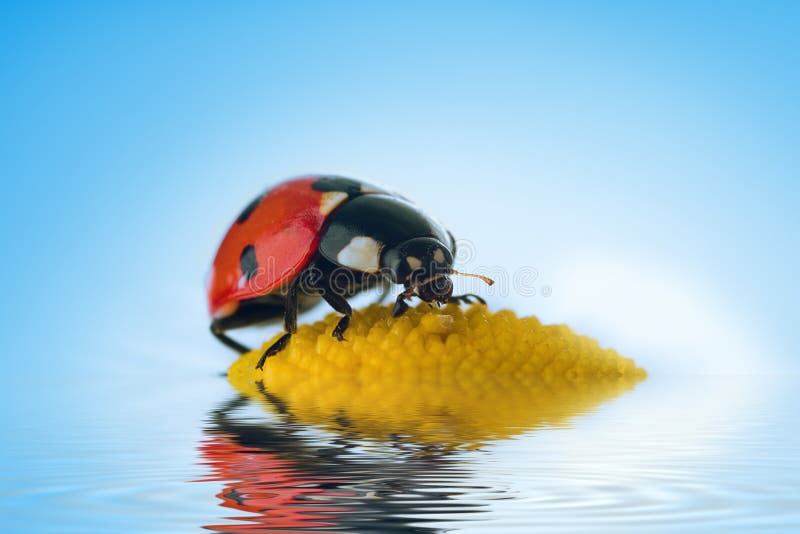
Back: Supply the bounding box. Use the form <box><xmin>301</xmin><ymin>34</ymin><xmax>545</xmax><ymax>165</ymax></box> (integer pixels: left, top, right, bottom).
<box><xmin>381</xmin><ymin>237</ymin><xmax>454</xmax><ymax>304</ymax></box>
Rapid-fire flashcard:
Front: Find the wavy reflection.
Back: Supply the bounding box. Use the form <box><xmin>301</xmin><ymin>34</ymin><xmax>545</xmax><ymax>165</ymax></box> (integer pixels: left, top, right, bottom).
<box><xmin>199</xmin><ymin>396</ymin><xmax>489</xmax><ymax>532</ymax></box>
<box><xmin>197</xmin><ymin>367</ymin><xmax>643</xmax><ymax>532</ymax></box>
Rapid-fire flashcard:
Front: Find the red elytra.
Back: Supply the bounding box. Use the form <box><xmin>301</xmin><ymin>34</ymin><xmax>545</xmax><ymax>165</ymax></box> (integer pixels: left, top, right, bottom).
<box><xmin>206</xmin><ymin>177</ymin><xmax>340</xmax><ymax>318</ymax></box>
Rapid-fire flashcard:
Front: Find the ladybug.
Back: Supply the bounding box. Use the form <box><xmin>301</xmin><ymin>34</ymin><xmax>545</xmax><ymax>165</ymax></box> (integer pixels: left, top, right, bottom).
<box><xmin>207</xmin><ymin>175</ymin><xmax>494</xmax><ymax>369</ymax></box>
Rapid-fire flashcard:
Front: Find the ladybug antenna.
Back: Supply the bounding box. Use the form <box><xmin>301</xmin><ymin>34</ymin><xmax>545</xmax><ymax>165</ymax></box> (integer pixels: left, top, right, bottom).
<box><xmin>449</xmin><ymin>269</ymin><xmax>495</xmax><ymax>286</ymax></box>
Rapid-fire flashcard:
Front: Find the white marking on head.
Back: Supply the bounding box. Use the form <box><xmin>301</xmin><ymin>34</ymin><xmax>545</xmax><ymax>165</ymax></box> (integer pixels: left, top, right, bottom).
<box><xmin>337</xmin><ymin>236</ymin><xmax>383</xmax><ymax>273</ymax></box>
<box><xmin>406</xmin><ymin>256</ymin><xmax>422</xmax><ymax>270</ymax></box>
<box><xmin>319</xmin><ymin>191</ymin><xmax>349</xmax><ymax>215</ymax></box>
<box><xmin>433</xmin><ymin>248</ymin><xmax>446</xmax><ymax>264</ymax></box>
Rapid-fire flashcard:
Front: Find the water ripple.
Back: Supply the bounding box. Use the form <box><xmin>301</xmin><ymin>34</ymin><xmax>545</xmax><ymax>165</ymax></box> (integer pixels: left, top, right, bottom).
<box><xmin>193</xmin><ymin>376</ymin><xmax>800</xmax><ymax>533</ymax></box>
<box><xmin>4</xmin><ymin>376</ymin><xmax>797</xmax><ymax>532</ymax></box>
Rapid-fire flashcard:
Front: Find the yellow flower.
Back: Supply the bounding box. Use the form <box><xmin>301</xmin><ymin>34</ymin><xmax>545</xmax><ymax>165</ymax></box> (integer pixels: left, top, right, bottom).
<box><xmin>228</xmin><ymin>303</ymin><xmax>646</xmax><ymax>448</ymax></box>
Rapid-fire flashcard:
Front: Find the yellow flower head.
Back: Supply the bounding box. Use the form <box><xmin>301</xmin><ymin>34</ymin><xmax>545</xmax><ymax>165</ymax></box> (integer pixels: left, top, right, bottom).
<box><xmin>228</xmin><ymin>303</ymin><xmax>646</xmax><ymax>448</ymax></box>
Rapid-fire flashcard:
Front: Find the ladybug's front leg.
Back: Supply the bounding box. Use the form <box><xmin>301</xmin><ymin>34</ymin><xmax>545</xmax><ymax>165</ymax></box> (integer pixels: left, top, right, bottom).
<box><xmin>391</xmin><ymin>287</ymin><xmax>415</xmax><ymax>317</ymax></box>
<box><xmin>256</xmin><ymin>277</ymin><xmax>301</xmax><ymax>370</ymax></box>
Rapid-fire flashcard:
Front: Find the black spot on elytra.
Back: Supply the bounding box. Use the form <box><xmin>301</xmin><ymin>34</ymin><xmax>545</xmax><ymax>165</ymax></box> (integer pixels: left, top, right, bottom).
<box><xmin>311</xmin><ymin>176</ymin><xmax>364</xmax><ymax>196</ymax></box>
<box><xmin>240</xmin><ymin>245</ymin><xmax>259</xmax><ymax>280</ymax></box>
<box><xmin>236</xmin><ymin>194</ymin><xmax>263</xmax><ymax>224</ymax></box>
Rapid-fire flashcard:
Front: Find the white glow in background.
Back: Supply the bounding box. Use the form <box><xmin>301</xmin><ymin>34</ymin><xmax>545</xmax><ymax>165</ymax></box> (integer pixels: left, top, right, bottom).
<box><xmin>550</xmin><ymin>256</ymin><xmax>767</xmax><ymax>375</ymax></box>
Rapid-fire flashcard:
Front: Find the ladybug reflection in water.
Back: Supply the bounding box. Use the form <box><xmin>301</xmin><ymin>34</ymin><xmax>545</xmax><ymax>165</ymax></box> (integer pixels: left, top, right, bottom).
<box><xmin>207</xmin><ymin>176</ymin><xmax>493</xmax><ymax>369</ymax></box>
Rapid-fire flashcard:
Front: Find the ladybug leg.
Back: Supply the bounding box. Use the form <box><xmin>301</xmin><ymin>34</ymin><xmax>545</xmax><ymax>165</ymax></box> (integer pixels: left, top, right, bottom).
<box><xmin>256</xmin><ymin>278</ymin><xmax>301</xmax><ymax>370</ymax></box>
<box><xmin>320</xmin><ymin>290</ymin><xmax>352</xmax><ymax>341</ymax></box>
<box><xmin>210</xmin><ymin>295</ymin><xmax>287</xmax><ymax>356</ymax></box>
<box><xmin>210</xmin><ymin>324</ymin><xmax>251</xmax><ymax>354</ymax></box>
<box><xmin>391</xmin><ymin>288</ymin><xmax>415</xmax><ymax>317</ymax></box>
<box><xmin>448</xmin><ymin>293</ymin><xmax>486</xmax><ymax>305</ymax></box>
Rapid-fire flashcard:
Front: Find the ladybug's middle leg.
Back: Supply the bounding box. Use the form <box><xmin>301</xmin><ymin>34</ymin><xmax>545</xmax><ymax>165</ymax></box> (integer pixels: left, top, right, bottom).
<box><xmin>320</xmin><ymin>289</ymin><xmax>352</xmax><ymax>341</ymax></box>
<box><xmin>256</xmin><ymin>277</ymin><xmax>301</xmax><ymax>370</ymax></box>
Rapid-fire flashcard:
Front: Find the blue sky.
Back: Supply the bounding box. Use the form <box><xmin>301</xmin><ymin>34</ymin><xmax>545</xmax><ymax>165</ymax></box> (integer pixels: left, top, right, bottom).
<box><xmin>1</xmin><ymin>2</ymin><xmax>798</xmax><ymax>390</ymax></box>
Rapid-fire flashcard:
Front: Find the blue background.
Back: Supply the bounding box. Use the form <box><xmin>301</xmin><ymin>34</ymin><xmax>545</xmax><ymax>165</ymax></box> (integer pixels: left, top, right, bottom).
<box><xmin>1</xmin><ymin>4</ymin><xmax>798</xmax><ymax>524</ymax></box>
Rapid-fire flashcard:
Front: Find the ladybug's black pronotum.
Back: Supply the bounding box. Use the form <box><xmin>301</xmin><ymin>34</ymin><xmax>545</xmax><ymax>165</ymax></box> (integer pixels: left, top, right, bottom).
<box><xmin>207</xmin><ymin>175</ymin><xmax>494</xmax><ymax>368</ymax></box>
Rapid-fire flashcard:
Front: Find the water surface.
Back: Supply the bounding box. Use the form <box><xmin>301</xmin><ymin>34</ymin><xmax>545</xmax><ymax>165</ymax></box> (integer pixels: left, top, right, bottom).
<box><xmin>3</xmin><ymin>370</ymin><xmax>798</xmax><ymax>532</ymax></box>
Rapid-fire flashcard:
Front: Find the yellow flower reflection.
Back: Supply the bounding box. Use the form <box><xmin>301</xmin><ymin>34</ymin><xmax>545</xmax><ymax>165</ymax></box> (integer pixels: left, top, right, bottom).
<box><xmin>228</xmin><ymin>303</ymin><xmax>646</xmax><ymax>448</ymax></box>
